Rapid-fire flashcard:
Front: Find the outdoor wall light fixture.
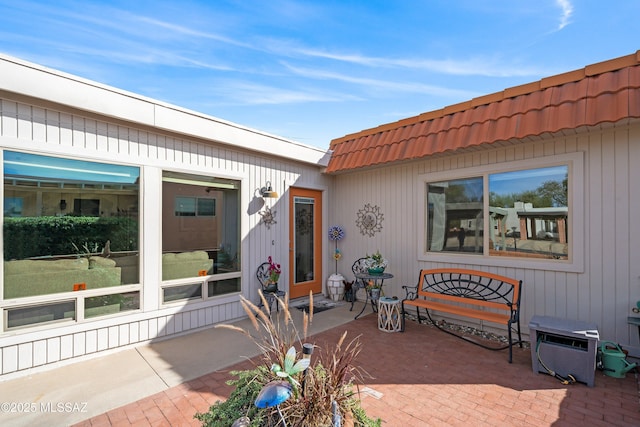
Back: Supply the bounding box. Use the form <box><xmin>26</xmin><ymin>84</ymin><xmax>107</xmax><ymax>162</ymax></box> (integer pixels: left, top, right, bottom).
<box><xmin>259</xmin><ymin>181</ymin><xmax>278</xmax><ymax>199</ymax></box>
<box><xmin>256</xmin><ymin>181</ymin><xmax>278</xmax><ymax>228</ymax></box>
<box><xmin>59</xmin><ymin>199</ymin><xmax>67</xmax><ymax>210</ymax></box>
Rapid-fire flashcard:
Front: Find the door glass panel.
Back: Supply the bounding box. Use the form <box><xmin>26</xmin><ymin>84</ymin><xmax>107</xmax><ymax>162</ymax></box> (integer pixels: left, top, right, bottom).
<box><xmin>294</xmin><ymin>197</ymin><xmax>315</xmax><ymax>283</ymax></box>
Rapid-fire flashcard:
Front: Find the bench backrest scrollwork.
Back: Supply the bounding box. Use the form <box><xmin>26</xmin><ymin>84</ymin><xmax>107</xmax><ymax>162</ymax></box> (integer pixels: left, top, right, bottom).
<box><xmin>417</xmin><ymin>268</ymin><xmax>522</xmax><ymax>315</ymax></box>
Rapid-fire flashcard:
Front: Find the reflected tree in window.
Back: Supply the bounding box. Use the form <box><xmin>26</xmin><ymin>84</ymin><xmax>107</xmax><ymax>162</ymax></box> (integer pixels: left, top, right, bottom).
<box><xmin>489</xmin><ymin>166</ymin><xmax>568</xmax><ymax>259</ymax></box>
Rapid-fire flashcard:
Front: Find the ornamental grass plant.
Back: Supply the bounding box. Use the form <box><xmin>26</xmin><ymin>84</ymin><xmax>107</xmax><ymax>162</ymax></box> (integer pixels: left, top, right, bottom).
<box><xmin>194</xmin><ymin>292</ymin><xmax>380</xmax><ymax>427</ymax></box>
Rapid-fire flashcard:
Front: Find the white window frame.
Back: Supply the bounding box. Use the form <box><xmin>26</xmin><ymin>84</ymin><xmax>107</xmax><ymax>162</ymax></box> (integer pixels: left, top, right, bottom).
<box><xmin>417</xmin><ymin>152</ymin><xmax>584</xmax><ymax>273</ymax></box>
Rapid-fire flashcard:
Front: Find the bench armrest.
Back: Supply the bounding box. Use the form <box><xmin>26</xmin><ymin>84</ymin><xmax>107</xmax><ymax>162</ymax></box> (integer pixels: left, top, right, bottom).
<box><xmin>402</xmin><ymin>284</ymin><xmax>419</xmax><ymax>300</ymax></box>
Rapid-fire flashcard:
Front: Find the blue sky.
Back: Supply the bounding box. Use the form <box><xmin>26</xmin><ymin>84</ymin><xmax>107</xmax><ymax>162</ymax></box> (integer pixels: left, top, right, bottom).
<box><xmin>0</xmin><ymin>1</ymin><xmax>637</xmax><ymax>150</ymax></box>
<box><xmin>489</xmin><ymin>166</ymin><xmax>567</xmax><ymax>197</ymax></box>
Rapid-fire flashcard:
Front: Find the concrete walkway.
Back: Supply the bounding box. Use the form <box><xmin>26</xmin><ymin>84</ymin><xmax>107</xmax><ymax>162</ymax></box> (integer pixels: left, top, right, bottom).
<box><xmin>0</xmin><ymin>297</ymin><xmax>354</xmax><ymax>427</ymax></box>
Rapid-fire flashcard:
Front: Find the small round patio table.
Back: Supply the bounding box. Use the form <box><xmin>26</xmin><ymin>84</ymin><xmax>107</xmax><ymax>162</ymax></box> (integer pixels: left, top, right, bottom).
<box><xmin>352</xmin><ymin>272</ymin><xmax>393</xmax><ymax>320</ymax></box>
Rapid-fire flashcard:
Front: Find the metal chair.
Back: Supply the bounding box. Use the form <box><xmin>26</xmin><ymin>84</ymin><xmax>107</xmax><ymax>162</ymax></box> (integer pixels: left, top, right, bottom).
<box><xmin>349</xmin><ymin>258</ymin><xmax>369</xmax><ymax>311</ymax></box>
<box><xmin>256</xmin><ymin>261</ymin><xmax>286</xmax><ymax>313</ymax></box>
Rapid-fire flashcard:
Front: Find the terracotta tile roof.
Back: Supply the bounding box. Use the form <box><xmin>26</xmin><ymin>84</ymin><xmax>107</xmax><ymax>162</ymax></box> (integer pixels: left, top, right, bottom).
<box><xmin>327</xmin><ymin>51</ymin><xmax>640</xmax><ymax>173</ymax></box>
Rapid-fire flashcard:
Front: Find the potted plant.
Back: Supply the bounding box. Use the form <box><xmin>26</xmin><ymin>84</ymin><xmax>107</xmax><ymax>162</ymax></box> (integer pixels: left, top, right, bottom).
<box><xmin>365</xmin><ymin>279</ymin><xmax>382</xmax><ymax>303</ymax></box>
<box><xmin>363</xmin><ymin>250</ymin><xmax>387</xmax><ymax>275</ymax></box>
<box><xmin>265</xmin><ymin>256</ymin><xmax>281</xmax><ymax>293</ymax></box>
<box><xmin>195</xmin><ymin>294</ymin><xmax>381</xmax><ymax>426</ymax></box>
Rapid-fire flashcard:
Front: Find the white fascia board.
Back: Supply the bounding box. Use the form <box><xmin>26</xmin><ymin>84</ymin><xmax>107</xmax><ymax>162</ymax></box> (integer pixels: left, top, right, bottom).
<box><xmin>153</xmin><ymin>104</ymin><xmax>331</xmax><ymax>166</ymax></box>
<box><xmin>0</xmin><ymin>54</ymin><xmax>156</xmax><ymax>124</ymax></box>
<box><xmin>0</xmin><ymin>53</ymin><xmax>330</xmax><ymax>167</ymax></box>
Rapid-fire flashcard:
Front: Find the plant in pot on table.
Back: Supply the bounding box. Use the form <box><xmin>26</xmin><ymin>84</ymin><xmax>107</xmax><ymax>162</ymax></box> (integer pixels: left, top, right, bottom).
<box><xmin>363</xmin><ymin>250</ymin><xmax>387</xmax><ymax>275</ymax></box>
<box><xmin>265</xmin><ymin>256</ymin><xmax>281</xmax><ymax>293</ymax></box>
<box><xmin>363</xmin><ymin>250</ymin><xmax>388</xmax><ymax>302</ymax></box>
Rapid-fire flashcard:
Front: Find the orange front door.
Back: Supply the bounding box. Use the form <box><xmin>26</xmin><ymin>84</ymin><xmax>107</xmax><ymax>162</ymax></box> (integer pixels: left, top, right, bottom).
<box><xmin>288</xmin><ymin>188</ymin><xmax>323</xmax><ymax>299</ymax></box>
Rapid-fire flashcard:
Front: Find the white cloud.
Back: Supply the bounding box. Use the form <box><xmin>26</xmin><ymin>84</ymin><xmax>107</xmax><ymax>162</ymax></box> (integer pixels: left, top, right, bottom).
<box><xmin>289</xmin><ymin>48</ymin><xmax>544</xmax><ymax>78</ymax></box>
<box><xmin>207</xmin><ymin>81</ymin><xmax>360</xmax><ymax>106</ymax></box>
<box><xmin>131</xmin><ymin>15</ymin><xmax>253</xmax><ymax>49</ymax></box>
<box><xmin>556</xmin><ymin>0</ymin><xmax>574</xmax><ymax>30</ymax></box>
<box><xmin>282</xmin><ymin>63</ymin><xmax>480</xmax><ymax>99</ymax></box>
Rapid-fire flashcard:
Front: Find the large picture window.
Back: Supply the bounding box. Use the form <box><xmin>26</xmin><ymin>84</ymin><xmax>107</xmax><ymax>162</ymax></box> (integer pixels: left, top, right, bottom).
<box><xmin>161</xmin><ymin>171</ymin><xmax>241</xmax><ymax>300</ymax></box>
<box><xmin>2</xmin><ymin>151</ymin><xmax>140</xmax><ymax>328</ymax></box>
<box><xmin>3</xmin><ymin>151</ymin><xmax>140</xmax><ymax>295</ymax></box>
<box><xmin>420</xmin><ymin>153</ymin><xmax>583</xmax><ymax>272</ymax></box>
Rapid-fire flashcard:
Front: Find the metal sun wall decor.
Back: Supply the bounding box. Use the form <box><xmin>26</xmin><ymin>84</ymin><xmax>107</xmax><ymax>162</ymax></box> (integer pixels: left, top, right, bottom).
<box><xmin>356</xmin><ymin>203</ymin><xmax>384</xmax><ymax>237</ymax></box>
<box><xmin>259</xmin><ymin>206</ymin><xmax>277</xmax><ymax>229</ymax></box>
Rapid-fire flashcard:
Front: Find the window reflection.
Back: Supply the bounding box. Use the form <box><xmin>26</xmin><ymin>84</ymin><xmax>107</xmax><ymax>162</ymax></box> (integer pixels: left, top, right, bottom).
<box><xmin>85</xmin><ymin>291</ymin><xmax>140</xmax><ymax>318</ymax></box>
<box><xmin>3</xmin><ymin>151</ymin><xmax>140</xmax><ymax>301</ymax></box>
<box><xmin>427</xmin><ymin>177</ymin><xmax>483</xmax><ymax>253</ymax></box>
<box><xmin>208</xmin><ymin>278</ymin><xmax>241</xmax><ymax>297</ymax></box>
<box><xmin>163</xmin><ymin>283</ymin><xmax>202</xmax><ymax>303</ymax></box>
<box><xmin>6</xmin><ymin>300</ymin><xmax>75</xmax><ymax>329</ymax></box>
<box><xmin>162</xmin><ymin>172</ymin><xmax>240</xmax><ymax>282</ymax></box>
<box><xmin>489</xmin><ymin>166</ymin><xmax>568</xmax><ymax>259</ymax></box>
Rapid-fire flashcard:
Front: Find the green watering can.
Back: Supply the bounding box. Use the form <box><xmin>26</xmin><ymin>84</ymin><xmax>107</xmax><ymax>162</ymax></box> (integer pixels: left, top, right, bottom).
<box><xmin>598</xmin><ymin>341</ymin><xmax>637</xmax><ymax>378</ymax></box>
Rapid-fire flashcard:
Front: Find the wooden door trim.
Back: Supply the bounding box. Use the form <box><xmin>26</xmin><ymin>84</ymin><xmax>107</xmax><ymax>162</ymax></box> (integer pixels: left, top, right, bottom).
<box><xmin>288</xmin><ymin>187</ymin><xmax>323</xmax><ymax>298</ymax></box>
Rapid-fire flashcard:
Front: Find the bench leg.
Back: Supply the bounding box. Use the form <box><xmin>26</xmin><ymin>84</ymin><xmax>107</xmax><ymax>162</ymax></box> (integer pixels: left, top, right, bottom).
<box><xmin>507</xmin><ymin>318</ymin><xmax>524</xmax><ymax>363</ymax></box>
<box><xmin>507</xmin><ymin>326</ymin><xmax>513</xmax><ymax>363</ymax></box>
<box><xmin>400</xmin><ymin>305</ymin><xmax>432</xmax><ymax>331</ymax></box>
<box><xmin>400</xmin><ymin>303</ymin><xmax>413</xmax><ymax>332</ymax></box>
<box><xmin>505</xmin><ymin>319</ymin><xmax>523</xmax><ymax>363</ymax></box>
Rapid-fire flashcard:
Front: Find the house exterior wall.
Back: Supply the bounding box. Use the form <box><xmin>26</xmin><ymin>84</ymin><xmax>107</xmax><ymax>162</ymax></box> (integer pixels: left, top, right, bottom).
<box><xmin>0</xmin><ymin>66</ymin><xmax>331</xmax><ymax>378</ymax></box>
<box><xmin>330</xmin><ymin>122</ymin><xmax>640</xmax><ymax>356</ymax></box>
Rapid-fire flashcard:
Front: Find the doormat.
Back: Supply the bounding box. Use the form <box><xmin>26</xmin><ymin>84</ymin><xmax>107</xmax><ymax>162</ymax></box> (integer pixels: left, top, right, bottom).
<box><xmin>296</xmin><ymin>304</ymin><xmax>334</xmax><ymax>314</ymax></box>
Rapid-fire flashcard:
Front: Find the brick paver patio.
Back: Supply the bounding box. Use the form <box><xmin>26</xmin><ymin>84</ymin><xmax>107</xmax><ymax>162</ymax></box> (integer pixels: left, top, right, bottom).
<box><xmin>73</xmin><ymin>313</ymin><xmax>640</xmax><ymax>426</ymax></box>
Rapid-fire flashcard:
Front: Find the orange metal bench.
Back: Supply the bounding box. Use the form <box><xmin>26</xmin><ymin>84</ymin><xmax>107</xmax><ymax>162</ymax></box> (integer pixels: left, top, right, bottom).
<box><xmin>401</xmin><ymin>268</ymin><xmax>523</xmax><ymax>363</ymax></box>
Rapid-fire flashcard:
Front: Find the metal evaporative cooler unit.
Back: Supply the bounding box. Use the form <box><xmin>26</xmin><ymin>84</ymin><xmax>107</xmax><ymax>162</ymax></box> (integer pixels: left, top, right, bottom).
<box><xmin>529</xmin><ymin>315</ymin><xmax>599</xmax><ymax>387</ymax></box>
